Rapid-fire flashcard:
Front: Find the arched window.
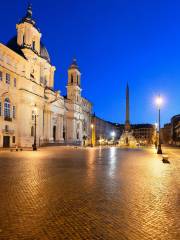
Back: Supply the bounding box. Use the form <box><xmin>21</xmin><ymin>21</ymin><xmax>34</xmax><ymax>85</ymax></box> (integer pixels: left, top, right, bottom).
<box><xmin>77</xmin><ymin>132</ymin><xmax>79</xmax><ymax>140</ymax></box>
<box><xmin>77</xmin><ymin>75</ymin><xmax>79</xmax><ymax>85</ymax></box>
<box><xmin>71</xmin><ymin>74</ymin><xmax>73</xmax><ymax>83</ymax></box>
<box><xmin>4</xmin><ymin>98</ymin><xmax>10</xmax><ymax>118</ymax></box>
<box><xmin>23</xmin><ymin>35</ymin><xmax>25</xmax><ymax>45</ymax></box>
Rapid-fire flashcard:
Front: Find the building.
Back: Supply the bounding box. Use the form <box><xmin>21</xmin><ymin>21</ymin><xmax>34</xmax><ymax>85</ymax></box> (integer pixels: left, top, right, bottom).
<box><xmin>92</xmin><ymin>115</ymin><xmax>124</xmax><ymax>145</ymax></box>
<box><xmin>161</xmin><ymin>123</ymin><xmax>171</xmax><ymax>144</ymax></box>
<box><xmin>0</xmin><ymin>4</ymin><xmax>91</xmax><ymax>148</ymax></box>
<box><xmin>131</xmin><ymin>124</ymin><xmax>156</xmax><ymax>145</ymax></box>
<box><xmin>64</xmin><ymin>59</ymin><xmax>92</xmax><ymax>145</ymax></box>
<box><xmin>171</xmin><ymin>114</ymin><xmax>180</xmax><ymax>146</ymax></box>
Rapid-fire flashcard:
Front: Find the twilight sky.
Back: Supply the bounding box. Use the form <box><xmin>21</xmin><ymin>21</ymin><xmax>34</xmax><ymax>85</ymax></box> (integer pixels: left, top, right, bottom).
<box><xmin>0</xmin><ymin>0</ymin><xmax>180</xmax><ymax>125</ymax></box>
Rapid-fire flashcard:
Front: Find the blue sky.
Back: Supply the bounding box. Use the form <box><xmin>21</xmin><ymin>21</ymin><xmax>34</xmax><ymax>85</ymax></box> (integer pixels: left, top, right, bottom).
<box><xmin>0</xmin><ymin>0</ymin><xmax>180</xmax><ymax>125</ymax></box>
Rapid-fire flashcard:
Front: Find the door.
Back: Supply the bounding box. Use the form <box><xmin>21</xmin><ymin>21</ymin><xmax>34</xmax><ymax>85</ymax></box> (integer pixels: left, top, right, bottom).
<box><xmin>53</xmin><ymin>126</ymin><xmax>56</xmax><ymax>142</ymax></box>
<box><xmin>3</xmin><ymin>136</ymin><xmax>10</xmax><ymax>148</ymax></box>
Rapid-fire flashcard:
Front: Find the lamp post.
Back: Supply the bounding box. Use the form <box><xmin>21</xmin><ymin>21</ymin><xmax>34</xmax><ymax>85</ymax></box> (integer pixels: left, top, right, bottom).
<box><xmin>91</xmin><ymin>124</ymin><xmax>94</xmax><ymax>147</ymax></box>
<box><xmin>154</xmin><ymin>122</ymin><xmax>158</xmax><ymax>148</ymax></box>
<box><xmin>155</xmin><ymin>95</ymin><xmax>163</xmax><ymax>154</ymax></box>
<box><xmin>33</xmin><ymin>104</ymin><xmax>38</xmax><ymax>151</ymax></box>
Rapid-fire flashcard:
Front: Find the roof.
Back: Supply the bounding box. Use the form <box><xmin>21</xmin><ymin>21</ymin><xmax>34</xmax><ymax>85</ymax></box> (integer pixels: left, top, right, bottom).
<box><xmin>6</xmin><ymin>36</ymin><xmax>26</xmax><ymax>60</ymax></box>
<box><xmin>19</xmin><ymin>3</ymin><xmax>40</xmax><ymax>32</ymax></box>
<box><xmin>6</xmin><ymin>36</ymin><xmax>51</xmax><ymax>63</ymax></box>
<box><xmin>69</xmin><ymin>58</ymin><xmax>80</xmax><ymax>71</ymax></box>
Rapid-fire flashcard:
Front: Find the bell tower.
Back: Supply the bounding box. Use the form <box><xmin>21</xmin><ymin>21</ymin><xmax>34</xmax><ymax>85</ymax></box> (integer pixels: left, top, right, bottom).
<box><xmin>67</xmin><ymin>58</ymin><xmax>81</xmax><ymax>103</ymax></box>
<box><xmin>16</xmin><ymin>3</ymin><xmax>41</xmax><ymax>54</ymax></box>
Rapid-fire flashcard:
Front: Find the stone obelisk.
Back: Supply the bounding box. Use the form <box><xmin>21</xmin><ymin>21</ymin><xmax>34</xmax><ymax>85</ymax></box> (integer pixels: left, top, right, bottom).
<box><xmin>119</xmin><ymin>83</ymin><xmax>137</xmax><ymax>146</ymax></box>
<box><xmin>125</xmin><ymin>83</ymin><xmax>131</xmax><ymax>131</ymax></box>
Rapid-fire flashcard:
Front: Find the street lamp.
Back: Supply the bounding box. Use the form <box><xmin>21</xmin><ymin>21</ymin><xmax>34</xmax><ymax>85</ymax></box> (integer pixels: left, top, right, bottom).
<box><xmin>154</xmin><ymin>122</ymin><xmax>158</xmax><ymax>148</ymax></box>
<box><xmin>91</xmin><ymin>124</ymin><xmax>94</xmax><ymax>147</ymax></box>
<box><xmin>33</xmin><ymin>104</ymin><xmax>38</xmax><ymax>151</ymax></box>
<box><xmin>155</xmin><ymin>95</ymin><xmax>163</xmax><ymax>154</ymax></box>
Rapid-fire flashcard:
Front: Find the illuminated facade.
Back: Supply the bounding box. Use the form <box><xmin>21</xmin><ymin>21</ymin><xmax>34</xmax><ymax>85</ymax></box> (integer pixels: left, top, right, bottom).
<box><xmin>0</xmin><ymin>5</ymin><xmax>91</xmax><ymax>148</ymax></box>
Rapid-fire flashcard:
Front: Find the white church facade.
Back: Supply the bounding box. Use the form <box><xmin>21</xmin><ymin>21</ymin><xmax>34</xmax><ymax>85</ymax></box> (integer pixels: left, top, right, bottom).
<box><xmin>0</xmin><ymin>5</ymin><xmax>92</xmax><ymax>148</ymax></box>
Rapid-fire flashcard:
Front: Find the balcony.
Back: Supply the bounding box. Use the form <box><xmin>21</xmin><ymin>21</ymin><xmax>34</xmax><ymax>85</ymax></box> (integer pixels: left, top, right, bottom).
<box><xmin>4</xmin><ymin>116</ymin><xmax>12</xmax><ymax>122</ymax></box>
<box><xmin>2</xmin><ymin>129</ymin><xmax>14</xmax><ymax>134</ymax></box>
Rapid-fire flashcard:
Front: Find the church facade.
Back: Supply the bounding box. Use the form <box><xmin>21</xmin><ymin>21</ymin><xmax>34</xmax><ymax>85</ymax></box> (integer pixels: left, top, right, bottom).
<box><xmin>0</xmin><ymin>5</ymin><xmax>92</xmax><ymax>148</ymax></box>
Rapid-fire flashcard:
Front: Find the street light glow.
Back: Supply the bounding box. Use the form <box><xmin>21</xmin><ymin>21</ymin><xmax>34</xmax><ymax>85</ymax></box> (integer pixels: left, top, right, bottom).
<box><xmin>111</xmin><ymin>131</ymin><xmax>115</xmax><ymax>137</ymax></box>
<box><xmin>91</xmin><ymin>124</ymin><xmax>94</xmax><ymax>129</ymax></box>
<box><xmin>155</xmin><ymin>95</ymin><xmax>163</xmax><ymax>108</ymax></box>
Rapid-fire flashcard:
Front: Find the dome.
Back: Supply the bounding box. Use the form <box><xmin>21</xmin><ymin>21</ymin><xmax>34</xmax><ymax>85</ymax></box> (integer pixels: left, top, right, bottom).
<box><xmin>6</xmin><ymin>36</ymin><xmax>51</xmax><ymax>63</ymax></box>
<box><xmin>6</xmin><ymin>36</ymin><xmax>26</xmax><ymax>59</ymax></box>
<box><xmin>40</xmin><ymin>42</ymin><xmax>51</xmax><ymax>63</ymax></box>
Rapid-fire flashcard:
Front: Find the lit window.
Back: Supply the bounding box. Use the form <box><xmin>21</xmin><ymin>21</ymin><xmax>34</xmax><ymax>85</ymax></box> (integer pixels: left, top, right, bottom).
<box><xmin>14</xmin><ymin>78</ymin><xmax>16</xmax><ymax>87</ymax></box>
<box><xmin>6</xmin><ymin>73</ymin><xmax>10</xmax><ymax>84</ymax></box>
<box><xmin>0</xmin><ymin>71</ymin><xmax>2</xmax><ymax>81</ymax></box>
<box><xmin>13</xmin><ymin>106</ymin><xmax>16</xmax><ymax>119</ymax></box>
<box><xmin>4</xmin><ymin>98</ymin><xmax>10</xmax><ymax>118</ymax></box>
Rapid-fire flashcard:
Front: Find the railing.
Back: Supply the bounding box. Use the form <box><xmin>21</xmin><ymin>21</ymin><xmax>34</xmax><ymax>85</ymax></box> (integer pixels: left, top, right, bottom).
<box><xmin>4</xmin><ymin>116</ymin><xmax>12</xmax><ymax>122</ymax></box>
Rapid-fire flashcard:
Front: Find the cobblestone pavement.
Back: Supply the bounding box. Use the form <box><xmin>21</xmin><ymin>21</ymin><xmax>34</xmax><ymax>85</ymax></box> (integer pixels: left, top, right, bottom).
<box><xmin>0</xmin><ymin>147</ymin><xmax>179</xmax><ymax>240</ymax></box>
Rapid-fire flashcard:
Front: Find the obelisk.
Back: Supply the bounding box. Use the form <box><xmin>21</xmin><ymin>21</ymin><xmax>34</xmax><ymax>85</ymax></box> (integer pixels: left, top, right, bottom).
<box><xmin>125</xmin><ymin>83</ymin><xmax>131</xmax><ymax>131</ymax></box>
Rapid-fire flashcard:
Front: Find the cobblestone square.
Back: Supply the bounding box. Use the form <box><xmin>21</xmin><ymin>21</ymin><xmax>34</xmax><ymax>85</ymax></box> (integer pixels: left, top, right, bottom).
<box><xmin>0</xmin><ymin>147</ymin><xmax>179</xmax><ymax>240</ymax></box>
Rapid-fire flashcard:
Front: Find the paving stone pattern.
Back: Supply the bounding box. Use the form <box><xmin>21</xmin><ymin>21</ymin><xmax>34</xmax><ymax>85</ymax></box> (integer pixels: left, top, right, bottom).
<box><xmin>0</xmin><ymin>147</ymin><xmax>179</xmax><ymax>240</ymax></box>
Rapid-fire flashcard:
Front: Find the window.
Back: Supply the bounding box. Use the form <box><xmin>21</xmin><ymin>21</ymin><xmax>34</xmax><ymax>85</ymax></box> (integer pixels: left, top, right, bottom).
<box><xmin>31</xmin><ymin>126</ymin><xmax>34</xmax><ymax>137</ymax></box>
<box><xmin>32</xmin><ymin>110</ymin><xmax>35</xmax><ymax>120</ymax></box>
<box><xmin>5</xmin><ymin>125</ymin><xmax>8</xmax><ymax>132</ymax></box>
<box><xmin>32</xmin><ymin>41</ymin><xmax>35</xmax><ymax>50</ymax></box>
<box><xmin>77</xmin><ymin>75</ymin><xmax>79</xmax><ymax>85</ymax></box>
<box><xmin>4</xmin><ymin>98</ymin><xmax>10</xmax><ymax>118</ymax></box>
<box><xmin>23</xmin><ymin>35</ymin><xmax>25</xmax><ymax>45</ymax></box>
<box><xmin>0</xmin><ymin>102</ymin><xmax>1</xmax><ymax>116</ymax></box>
<box><xmin>71</xmin><ymin>74</ymin><xmax>73</xmax><ymax>83</ymax></box>
<box><xmin>0</xmin><ymin>71</ymin><xmax>2</xmax><ymax>81</ymax></box>
<box><xmin>13</xmin><ymin>106</ymin><xmax>16</xmax><ymax>119</ymax></box>
<box><xmin>14</xmin><ymin>78</ymin><xmax>16</xmax><ymax>87</ymax></box>
<box><xmin>6</xmin><ymin>73</ymin><xmax>10</xmax><ymax>84</ymax></box>
<box><xmin>12</xmin><ymin>136</ymin><xmax>16</xmax><ymax>143</ymax></box>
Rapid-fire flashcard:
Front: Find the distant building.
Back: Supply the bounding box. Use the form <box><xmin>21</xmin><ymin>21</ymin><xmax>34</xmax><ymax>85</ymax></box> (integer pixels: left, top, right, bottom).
<box><xmin>171</xmin><ymin>114</ymin><xmax>180</xmax><ymax>146</ymax></box>
<box><xmin>93</xmin><ymin>114</ymin><xmax>155</xmax><ymax>146</ymax></box>
<box><xmin>92</xmin><ymin>115</ymin><xmax>124</xmax><ymax>144</ymax></box>
<box><xmin>161</xmin><ymin>123</ymin><xmax>171</xmax><ymax>144</ymax></box>
<box><xmin>131</xmin><ymin>124</ymin><xmax>156</xmax><ymax>145</ymax></box>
